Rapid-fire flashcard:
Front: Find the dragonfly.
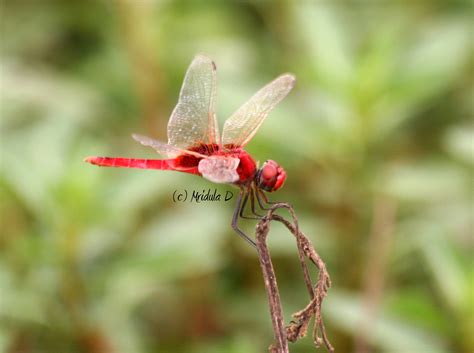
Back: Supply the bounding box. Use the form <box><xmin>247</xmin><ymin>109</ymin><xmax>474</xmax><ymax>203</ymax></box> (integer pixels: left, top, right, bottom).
<box><xmin>85</xmin><ymin>54</ymin><xmax>295</xmax><ymax>248</ymax></box>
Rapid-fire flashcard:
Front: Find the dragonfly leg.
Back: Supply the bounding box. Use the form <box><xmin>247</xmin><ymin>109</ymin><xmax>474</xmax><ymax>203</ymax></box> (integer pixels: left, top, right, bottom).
<box><xmin>249</xmin><ymin>187</ymin><xmax>265</xmax><ymax>217</ymax></box>
<box><xmin>255</xmin><ymin>187</ymin><xmax>293</xmax><ymax>216</ymax></box>
<box><xmin>239</xmin><ymin>189</ymin><xmax>258</xmax><ymax>220</ymax></box>
<box><xmin>232</xmin><ymin>188</ymin><xmax>257</xmax><ymax>248</ymax></box>
<box><xmin>240</xmin><ymin>186</ymin><xmax>264</xmax><ymax>219</ymax></box>
<box><xmin>255</xmin><ymin>187</ymin><xmax>275</xmax><ymax>211</ymax></box>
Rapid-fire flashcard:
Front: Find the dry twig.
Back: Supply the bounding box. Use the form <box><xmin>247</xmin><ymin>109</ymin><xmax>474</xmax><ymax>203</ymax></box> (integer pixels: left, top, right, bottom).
<box><xmin>255</xmin><ymin>203</ymin><xmax>334</xmax><ymax>353</ymax></box>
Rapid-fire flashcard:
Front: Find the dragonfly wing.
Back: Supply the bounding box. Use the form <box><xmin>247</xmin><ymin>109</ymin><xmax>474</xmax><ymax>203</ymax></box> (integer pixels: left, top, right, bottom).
<box><xmin>221</xmin><ymin>74</ymin><xmax>295</xmax><ymax>148</ymax></box>
<box><xmin>167</xmin><ymin>54</ymin><xmax>219</xmax><ymax>149</ymax></box>
<box><xmin>132</xmin><ymin>134</ymin><xmax>207</xmax><ymax>158</ymax></box>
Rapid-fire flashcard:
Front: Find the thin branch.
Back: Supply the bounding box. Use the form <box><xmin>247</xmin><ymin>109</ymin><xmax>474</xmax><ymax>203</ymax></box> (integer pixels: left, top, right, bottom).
<box><xmin>255</xmin><ymin>203</ymin><xmax>334</xmax><ymax>353</ymax></box>
<box><xmin>256</xmin><ymin>216</ymin><xmax>289</xmax><ymax>353</ymax></box>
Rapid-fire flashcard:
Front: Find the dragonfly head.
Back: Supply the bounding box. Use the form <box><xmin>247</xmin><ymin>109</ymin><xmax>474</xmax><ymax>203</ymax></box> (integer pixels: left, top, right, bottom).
<box><xmin>256</xmin><ymin>160</ymin><xmax>286</xmax><ymax>192</ymax></box>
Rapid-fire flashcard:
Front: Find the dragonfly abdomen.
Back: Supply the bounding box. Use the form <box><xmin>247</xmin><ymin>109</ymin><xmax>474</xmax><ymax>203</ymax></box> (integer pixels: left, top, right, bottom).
<box><xmin>85</xmin><ymin>157</ymin><xmax>175</xmax><ymax>170</ymax></box>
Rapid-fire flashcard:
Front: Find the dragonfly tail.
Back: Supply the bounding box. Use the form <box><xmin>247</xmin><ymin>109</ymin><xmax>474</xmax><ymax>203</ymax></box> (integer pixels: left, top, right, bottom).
<box><xmin>84</xmin><ymin>156</ymin><xmax>200</xmax><ymax>175</ymax></box>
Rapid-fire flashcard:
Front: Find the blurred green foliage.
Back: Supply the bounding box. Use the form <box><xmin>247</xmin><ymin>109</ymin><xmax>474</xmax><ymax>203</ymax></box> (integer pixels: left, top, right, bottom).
<box><xmin>1</xmin><ymin>1</ymin><xmax>472</xmax><ymax>353</ymax></box>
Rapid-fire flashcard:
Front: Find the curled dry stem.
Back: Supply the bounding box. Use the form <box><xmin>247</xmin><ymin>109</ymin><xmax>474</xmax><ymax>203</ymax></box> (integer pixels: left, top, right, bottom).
<box><xmin>255</xmin><ymin>203</ymin><xmax>334</xmax><ymax>353</ymax></box>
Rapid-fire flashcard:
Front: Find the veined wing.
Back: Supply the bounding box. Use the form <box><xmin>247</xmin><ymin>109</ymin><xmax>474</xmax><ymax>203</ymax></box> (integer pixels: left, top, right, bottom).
<box><xmin>167</xmin><ymin>54</ymin><xmax>219</xmax><ymax>149</ymax></box>
<box><xmin>221</xmin><ymin>74</ymin><xmax>295</xmax><ymax>148</ymax></box>
<box><xmin>132</xmin><ymin>134</ymin><xmax>207</xmax><ymax>158</ymax></box>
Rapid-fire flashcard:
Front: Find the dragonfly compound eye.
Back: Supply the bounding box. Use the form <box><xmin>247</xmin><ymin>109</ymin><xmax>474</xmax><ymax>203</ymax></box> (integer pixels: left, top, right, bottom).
<box><xmin>257</xmin><ymin>160</ymin><xmax>286</xmax><ymax>192</ymax></box>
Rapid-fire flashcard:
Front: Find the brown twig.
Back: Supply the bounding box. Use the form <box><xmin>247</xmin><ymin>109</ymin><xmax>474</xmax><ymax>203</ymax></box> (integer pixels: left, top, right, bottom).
<box><xmin>255</xmin><ymin>203</ymin><xmax>334</xmax><ymax>353</ymax></box>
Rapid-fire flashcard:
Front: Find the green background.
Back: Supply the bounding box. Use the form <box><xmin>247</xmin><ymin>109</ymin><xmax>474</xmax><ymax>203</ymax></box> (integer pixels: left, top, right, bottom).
<box><xmin>1</xmin><ymin>1</ymin><xmax>472</xmax><ymax>352</ymax></box>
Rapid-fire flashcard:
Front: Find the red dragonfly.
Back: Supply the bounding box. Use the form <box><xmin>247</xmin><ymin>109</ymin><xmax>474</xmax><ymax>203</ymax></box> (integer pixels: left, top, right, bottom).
<box><xmin>85</xmin><ymin>55</ymin><xmax>295</xmax><ymax>247</ymax></box>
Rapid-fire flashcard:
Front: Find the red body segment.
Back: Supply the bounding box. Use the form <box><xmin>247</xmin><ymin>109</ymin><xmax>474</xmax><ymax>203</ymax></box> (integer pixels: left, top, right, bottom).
<box><xmin>84</xmin><ymin>156</ymin><xmax>200</xmax><ymax>175</ymax></box>
<box><xmin>233</xmin><ymin>150</ymin><xmax>257</xmax><ymax>184</ymax></box>
<box><xmin>171</xmin><ymin>144</ymin><xmax>257</xmax><ymax>184</ymax></box>
<box><xmin>84</xmin><ymin>143</ymin><xmax>257</xmax><ymax>184</ymax></box>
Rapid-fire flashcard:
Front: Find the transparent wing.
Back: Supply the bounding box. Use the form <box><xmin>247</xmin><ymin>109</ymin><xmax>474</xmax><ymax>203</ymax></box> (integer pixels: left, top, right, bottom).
<box><xmin>132</xmin><ymin>134</ymin><xmax>207</xmax><ymax>158</ymax></box>
<box><xmin>221</xmin><ymin>74</ymin><xmax>295</xmax><ymax>148</ymax></box>
<box><xmin>167</xmin><ymin>54</ymin><xmax>219</xmax><ymax>149</ymax></box>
